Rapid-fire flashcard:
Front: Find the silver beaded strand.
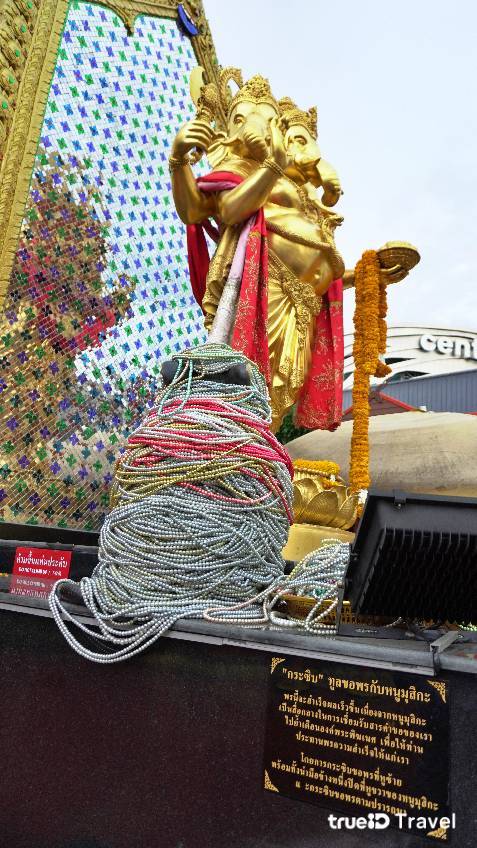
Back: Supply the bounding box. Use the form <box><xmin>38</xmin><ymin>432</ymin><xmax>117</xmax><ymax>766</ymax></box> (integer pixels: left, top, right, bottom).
<box><xmin>49</xmin><ymin>345</ymin><xmax>350</xmax><ymax>663</ymax></box>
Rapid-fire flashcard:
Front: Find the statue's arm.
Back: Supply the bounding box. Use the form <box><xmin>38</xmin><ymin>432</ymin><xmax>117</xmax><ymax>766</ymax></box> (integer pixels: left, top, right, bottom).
<box><xmin>343</xmin><ymin>269</ymin><xmax>355</xmax><ymax>289</ymax></box>
<box><xmin>171</xmin><ymin>165</ymin><xmax>216</xmax><ymax>225</ymax></box>
<box><xmin>217</xmin><ymin>117</ymin><xmax>288</xmax><ymax>225</ymax></box>
<box><xmin>342</xmin><ymin>263</ymin><xmax>410</xmax><ymax>289</ymax></box>
<box><xmin>217</xmin><ymin>167</ymin><xmax>280</xmax><ymax>226</ymax></box>
<box><xmin>170</xmin><ymin>119</ymin><xmax>216</xmax><ymax>224</ymax></box>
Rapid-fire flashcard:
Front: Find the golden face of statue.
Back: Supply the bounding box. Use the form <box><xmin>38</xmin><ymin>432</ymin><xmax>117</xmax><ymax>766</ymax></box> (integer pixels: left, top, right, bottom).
<box><xmin>227</xmin><ymin>101</ymin><xmax>278</xmax><ymax>161</ymax></box>
<box><xmin>284</xmin><ymin>123</ymin><xmax>321</xmax><ymax>185</ymax></box>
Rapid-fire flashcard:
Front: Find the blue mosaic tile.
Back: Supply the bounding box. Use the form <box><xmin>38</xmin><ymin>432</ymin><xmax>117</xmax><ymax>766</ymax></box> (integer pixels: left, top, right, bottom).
<box><xmin>0</xmin><ymin>4</ymin><xmax>207</xmax><ymax>529</ymax></box>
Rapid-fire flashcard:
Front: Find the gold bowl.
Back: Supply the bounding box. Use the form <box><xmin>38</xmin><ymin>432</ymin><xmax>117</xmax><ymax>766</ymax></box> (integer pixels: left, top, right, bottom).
<box><xmin>376</xmin><ymin>241</ymin><xmax>420</xmax><ymax>283</ymax></box>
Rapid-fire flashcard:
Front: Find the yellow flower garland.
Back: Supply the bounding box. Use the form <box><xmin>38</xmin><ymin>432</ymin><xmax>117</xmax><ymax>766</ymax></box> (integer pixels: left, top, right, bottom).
<box><xmin>292</xmin><ymin>459</ymin><xmax>340</xmax><ymax>477</ymax></box>
<box><xmin>292</xmin><ymin>459</ymin><xmax>342</xmax><ymax>489</ymax></box>
<box><xmin>350</xmin><ymin>250</ymin><xmax>391</xmax><ymax>494</ymax></box>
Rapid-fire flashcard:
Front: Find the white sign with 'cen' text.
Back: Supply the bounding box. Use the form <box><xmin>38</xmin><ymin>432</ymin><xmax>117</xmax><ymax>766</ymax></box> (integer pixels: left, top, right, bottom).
<box><xmin>419</xmin><ymin>333</ymin><xmax>477</xmax><ymax>360</ymax></box>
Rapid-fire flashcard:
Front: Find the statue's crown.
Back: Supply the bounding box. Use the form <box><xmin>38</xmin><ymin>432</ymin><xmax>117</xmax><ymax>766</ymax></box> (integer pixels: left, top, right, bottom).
<box><xmin>225</xmin><ymin>72</ymin><xmax>279</xmax><ymax>116</ymax></box>
<box><xmin>278</xmin><ymin>97</ymin><xmax>318</xmax><ymax>139</ymax></box>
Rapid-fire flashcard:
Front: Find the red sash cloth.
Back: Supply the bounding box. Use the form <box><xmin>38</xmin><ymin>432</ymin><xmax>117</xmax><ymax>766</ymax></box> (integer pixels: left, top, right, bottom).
<box><xmin>186</xmin><ymin>171</ymin><xmax>343</xmax><ymax>430</ymax></box>
<box><xmin>186</xmin><ymin>171</ymin><xmax>270</xmax><ymax>381</ymax></box>
<box><xmin>295</xmin><ymin>279</ymin><xmax>344</xmax><ymax>431</ymax></box>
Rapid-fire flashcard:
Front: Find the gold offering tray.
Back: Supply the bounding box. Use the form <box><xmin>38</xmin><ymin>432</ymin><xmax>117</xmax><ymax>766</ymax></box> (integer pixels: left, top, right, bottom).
<box><xmin>278</xmin><ymin>594</ymin><xmax>387</xmax><ymax>626</ymax></box>
<box><xmin>278</xmin><ymin>594</ymin><xmax>472</xmax><ymax>630</ymax></box>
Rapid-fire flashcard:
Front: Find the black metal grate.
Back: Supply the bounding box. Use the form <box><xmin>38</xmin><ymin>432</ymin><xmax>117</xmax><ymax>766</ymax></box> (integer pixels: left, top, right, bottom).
<box><xmin>345</xmin><ymin>491</ymin><xmax>477</xmax><ymax>623</ymax></box>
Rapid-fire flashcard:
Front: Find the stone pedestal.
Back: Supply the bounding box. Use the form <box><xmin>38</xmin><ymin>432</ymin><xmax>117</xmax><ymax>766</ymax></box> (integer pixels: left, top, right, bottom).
<box><xmin>1</xmin><ymin>604</ymin><xmax>476</xmax><ymax>848</ymax></box>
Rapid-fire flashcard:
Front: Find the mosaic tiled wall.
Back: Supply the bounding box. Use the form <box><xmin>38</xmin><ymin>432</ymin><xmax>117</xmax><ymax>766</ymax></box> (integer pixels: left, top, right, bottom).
<box><xmin>0</xmin><ymin>3</ymin><xmax>207</xmax><ymax>530</ymax></box>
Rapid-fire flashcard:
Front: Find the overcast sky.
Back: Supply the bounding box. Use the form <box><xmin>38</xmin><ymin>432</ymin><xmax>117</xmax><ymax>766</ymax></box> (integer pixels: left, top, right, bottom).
<box><xmin>204</xmin><ymin>0</ymin><xmax>477</xmax><ymax>333</ymax></box>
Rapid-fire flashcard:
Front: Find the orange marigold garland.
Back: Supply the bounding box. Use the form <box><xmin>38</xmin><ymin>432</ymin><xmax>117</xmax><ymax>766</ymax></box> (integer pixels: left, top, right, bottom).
<box><xmin>292</xmin><ymin>459</ymin><xmax>340</xmax><ymax>477</ymax></box>
<box><xmin>292</xmin><ymin>459</ymin><xmax>342</xmax><ymax>489</ymax></box>
<box><xmin>350</xmin><ymin>250</ymin><xmax>391</xmax><ymax>495</ymax></box>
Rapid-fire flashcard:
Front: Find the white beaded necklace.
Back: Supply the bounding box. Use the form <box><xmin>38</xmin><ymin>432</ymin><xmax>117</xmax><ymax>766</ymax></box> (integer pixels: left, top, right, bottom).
<box><xmin>49</xmin><ymin>345</ymin><xmax>350</xmax><ymax>662</ymax></box>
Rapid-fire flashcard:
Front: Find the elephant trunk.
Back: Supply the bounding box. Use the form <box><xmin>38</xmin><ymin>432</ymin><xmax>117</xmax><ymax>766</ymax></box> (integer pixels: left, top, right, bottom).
<box><xmin>233</xmin><ymin>112</ymin><xmax>272</xmax><ymax>162</ymax></box>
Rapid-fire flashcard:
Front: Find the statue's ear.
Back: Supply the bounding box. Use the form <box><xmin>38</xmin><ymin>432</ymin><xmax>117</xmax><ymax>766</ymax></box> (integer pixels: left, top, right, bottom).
<box><xmin>206</xmin><ymin>133</ymin><xmax>229</xmax><ymax>169</ymax></box>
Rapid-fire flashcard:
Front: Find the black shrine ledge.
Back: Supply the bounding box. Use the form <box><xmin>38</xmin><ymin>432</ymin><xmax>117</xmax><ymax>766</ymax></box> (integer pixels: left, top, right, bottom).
<box><xmin>1</xmin><ymin>589</ymin><xmax>476</xmax><ymax>677</ymax></box>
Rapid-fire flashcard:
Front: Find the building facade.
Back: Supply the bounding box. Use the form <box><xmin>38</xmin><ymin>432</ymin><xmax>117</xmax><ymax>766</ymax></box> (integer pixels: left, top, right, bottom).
<box><xmin>343</xmin><ymin>325</ymin><xmax>477</xmax><ymax>389</ymax></box>
<box><xmin>342</xmin><ymin>325</ymin><xmax>477</xmax><ymax>414</ymax></box>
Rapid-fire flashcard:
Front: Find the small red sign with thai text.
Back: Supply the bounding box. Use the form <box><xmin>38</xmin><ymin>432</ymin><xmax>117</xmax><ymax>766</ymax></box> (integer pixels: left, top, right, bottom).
<box><xmin>13</xmin><ymin>546</ymin><xmax>72</xmax><ymax>580</ymax></box>
<box><xmin>9</xmin><ymin>575</ymin><xmax>56</xmax><ymax>600</ymax></box>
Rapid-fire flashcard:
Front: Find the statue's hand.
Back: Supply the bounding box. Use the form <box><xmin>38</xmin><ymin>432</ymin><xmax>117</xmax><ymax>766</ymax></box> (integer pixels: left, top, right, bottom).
<box><xmin>379</xmin><ymin>263</ymin><xmax>409</xmax><ymax>284</ymax></box>
<box><xmin>344</xmin><ymin>263</ymin><xmax>410</xmax><ymax>290</ymax></box>
<box><xmin>269</xmin><ymin>117</ymin><xmax>291</xmax><ymax>171</ymax></box>
<box><xmin>172</xmin><ymin>119</ymin><xmax>215</xmax><ymax>159</ymax></box>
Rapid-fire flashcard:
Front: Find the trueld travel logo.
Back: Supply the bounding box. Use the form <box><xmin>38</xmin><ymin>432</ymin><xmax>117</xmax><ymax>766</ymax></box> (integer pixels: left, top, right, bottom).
<box><xmin>328</xmin><ymin>812</ymin><xmax>456</xmax><ymax>832</ymax></box>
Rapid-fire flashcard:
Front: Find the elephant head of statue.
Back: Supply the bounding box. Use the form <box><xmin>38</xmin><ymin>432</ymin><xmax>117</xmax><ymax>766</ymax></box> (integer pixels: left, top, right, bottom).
<box><xmin>206</xmin><ymin>70</ymin><xmax>279</xmax><ymax>168</ymax></box>
<box><xmin>279</xmin><ymin>98</ymin><xmax>342</xmax><ymax>208</ymax></box>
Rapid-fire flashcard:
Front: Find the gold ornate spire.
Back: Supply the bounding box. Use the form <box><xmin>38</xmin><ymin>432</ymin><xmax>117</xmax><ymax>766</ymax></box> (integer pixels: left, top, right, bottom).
<box><xmin>278</xmin><ymin>97</ymin><xmax>318</xmax><ymax>139</ymax></box>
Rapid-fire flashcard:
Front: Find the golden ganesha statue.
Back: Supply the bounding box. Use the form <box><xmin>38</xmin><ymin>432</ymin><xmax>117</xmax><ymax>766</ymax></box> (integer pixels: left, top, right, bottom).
<box><xmin>169</xmin><ymin>68</ymin><xmax>417</xmax><ymax>432</ymax></box>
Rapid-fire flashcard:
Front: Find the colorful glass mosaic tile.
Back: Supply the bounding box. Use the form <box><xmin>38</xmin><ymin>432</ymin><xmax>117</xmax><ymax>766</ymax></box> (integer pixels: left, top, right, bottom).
<box><xmin>0</xmin><ymin>4</ymin><xmax>207</xmax><ymax>530</ymax></box>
